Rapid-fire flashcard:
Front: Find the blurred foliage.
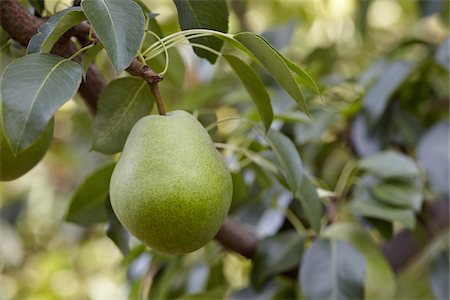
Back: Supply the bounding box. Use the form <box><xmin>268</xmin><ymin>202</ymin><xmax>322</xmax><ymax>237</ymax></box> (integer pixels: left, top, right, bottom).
<box><xmin>0</xmin><ymin>0</ymin><xmax>449</xmax><ymax>299</ymax></box>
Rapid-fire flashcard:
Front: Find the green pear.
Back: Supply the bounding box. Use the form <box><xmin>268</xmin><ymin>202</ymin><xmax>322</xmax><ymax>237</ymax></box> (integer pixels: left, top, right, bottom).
<box><xmin>0</xmin><ymin>105</ymin><xmax>53</xmax><ymax>181</ymax></box>
<box><xmin>110</xmin><ymin>110</ymin><xmax>232</xmax><ymax>254</ymax></box>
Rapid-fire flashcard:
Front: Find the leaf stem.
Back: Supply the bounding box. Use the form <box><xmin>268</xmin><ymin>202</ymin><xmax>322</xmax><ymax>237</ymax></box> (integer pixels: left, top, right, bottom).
<box><xmin>144</xmin><ymin>30</ymin><xmax>170</xmax><ymax>75</ymax></box>
<box><xmin>68</xmin><ymin>43</ymin><xmax>95</xmax><ymax>61</ymax></box>
<box><xmin>142</xmin><ymin>29</ymin><xmax>234</xmax><ymax>58</ymax></box>
<box><xmin>144</xmin><ymin>32</ymin><xmax>214</xmax><ymax>58</ymax></box>
<box><xmin>137</xmin><ymin>50</ymin><xmax>146</xmax><ymax>66</ymax></box>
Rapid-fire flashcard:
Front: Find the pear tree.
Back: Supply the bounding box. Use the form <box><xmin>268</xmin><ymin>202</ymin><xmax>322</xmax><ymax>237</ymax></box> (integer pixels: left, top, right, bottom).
<box><xmin>0</xmin><ymin>0</ymin><xmax>448</xmax><ymax>299</ymax></box>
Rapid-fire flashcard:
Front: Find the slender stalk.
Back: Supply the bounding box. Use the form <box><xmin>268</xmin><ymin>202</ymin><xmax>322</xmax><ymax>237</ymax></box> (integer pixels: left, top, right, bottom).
<box><xmin>67</xmin><ymin>43</ymin><xmax>95</xmax><ymax>60</ymax></box>
<box><xmin>144</xmin><ymin>32</ymin><xmax>214</xmax><ymax>57</ymax></box>
<box><xmin>205</xmin><ymin>117</ymin><xmax>252</xmax><ymax>132</ymax></box>
<box><xmin>137</xmin><ymin>50</ymin><xmax>146</xmax><ymax>66</ymax></box>
<box><xmin>150</xmin><ymin>83</ymin><xmax>166</xmax><ymax>116</ymax></box>
<box><xmin>286</xmin><ymin>208</ymin><xmax>308</xmax><ymax>235</ymax></box>
<box><xmin>142</xmin><ymin>29</ymin><xmax>234</xmax><ymax>58</ymax></box>
<box><xmin>144</xmin><ymin>30</ymin><xmax>170</xmax><ymax>75</ymax></box>
<box><xmin>146</xmin><ymin>41</ymin><xmax>223</xmax><ymax>63</ymax></box>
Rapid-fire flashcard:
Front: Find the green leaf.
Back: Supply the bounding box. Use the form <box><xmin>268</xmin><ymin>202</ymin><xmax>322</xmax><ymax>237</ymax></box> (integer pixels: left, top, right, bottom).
<box><xmin>81</xmin><ymin>42</ymin><xmax>104</xmax><ymax>80</ymax></box>
<box><xmin>417</xmin><ymin>121</ymin><xmax>449</xmax><ymax>196</ymax></box>
<box><xmin>363</xmin><ymin>61</ymin><xmax>414</xmax><ymax>123</ymax></box>
<box><xmin>28</xmin><ymin>0</ymin><xmax>45</xmax><ymax>15</ymax></box>
<box><xmin>92</xmin><ymin>77</ymin><xmax>153</xmax><ymax>154</ymax></box>
<box><xmin>396</xmin><ymin>229</ymin><xmax>449</xmax><ymax>299</ymax></box>
<box><xmin>346</xmin><ymin>184</ymin><xmax>416</xmax><ymax>229</ymax></box>
<box><xmin>81</xmin><ymin>0</ymin><xmax>145</xmax><ymax>73</ymax></box>
<box><xmin>251</xmin><ymin>231</ymin><xmax>304</xmax><ymax>290</ymax></box>
<box><xmin>295</xmin><ymin>109</ymin><xmax>339</xmax><ymax>144</ymax></box>
<box><xmin>300</xmin><ymin>238</ymin><xmax>366</xmax><ymax>300</ymax></box>
<box><xmin>364</xmin><ymin>217</ymin><xmax>393</xmax><ymax>240</ymax></box>
<box><xmin>358</xmin><ymin>151</ymin><xmax>420</xmax><ymax>179</ymax></box>
<box><xmin>296</xmin><ymin>175</ymin><xmax>323</xmax><ymax>232</ymax></box>
<box><xmin>180</xmin><ymin>286</ymin><xmax>229</xmax><ymax>300</ymax></box>
<box><xmin>265</xmin><ymin>129</ymin><xmax>303</xmax><ymax>198</ymax></box>
<box><xmin>323</xmin><ymin>223</ymin><xmax>396</xmax><ymax>300</ymax></box>
<box><xmin>66</xmin><ymin>163</ymin><xmax>115</xmax><ymax>226</ymax></box>
<box><xmin>0</xmin><ymin>53</ymin><xmax>81</xmax><ymax>153</ymax></box>
<box><xmin>173</xmin><ymin>0</ymin><xmax>228</xmax><ymax>64</ymax></box>
<box><xmin>435</xmin><ymin>37</ymin><xmax>449</xmax><ymax>71</ymax></box>
<box><xmin>234</xmin><ymin>32</ymin><xmax>308</xmax><ymax>114</ymax></box>
<box><xmin>430</xmin><ymin>251</ymin><xmax>450</xmax><ymax>300</ymax></box>
<box><xmin>370</xmin><ymin>179</ymin><xmax>423</xmax><ymax>211</ymax></box>
<box><xmin>223</xmin><ymin>54</ymin><xmax>273</xmax><ymax>130</ymax></box>
<box><xmin>27</xmin><ymin>7</ymin><xmax>86</xmax><ymax>54</ymax></box>
<box><xmin>255</xmin><ymin>36</ymin><xmax>321</xmax><ymax>97</ymax></box>
<box><xmin>105</xmin><ymin>196</ymin><xmax>130</xmax><ymax>256</ymax></box>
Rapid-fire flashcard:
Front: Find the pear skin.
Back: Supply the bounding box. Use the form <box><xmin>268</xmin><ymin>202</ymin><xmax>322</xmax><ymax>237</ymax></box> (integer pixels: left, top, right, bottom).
<box><xmin>110</xmin><ymin>110</ymin><xmax>232</xmax><ymax>254</ymax></box>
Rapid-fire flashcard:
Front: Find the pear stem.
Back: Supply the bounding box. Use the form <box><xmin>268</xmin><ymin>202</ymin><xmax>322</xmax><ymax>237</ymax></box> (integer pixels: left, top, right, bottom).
<box><xmin>139</xmin><ymin>65</ymin><xmax>166</xmax><ymax>116</ymax></box>
<box><xmin>150</xmin><ymin>83</ymin><xmax>166</xmax><ymax>116</ymax></box>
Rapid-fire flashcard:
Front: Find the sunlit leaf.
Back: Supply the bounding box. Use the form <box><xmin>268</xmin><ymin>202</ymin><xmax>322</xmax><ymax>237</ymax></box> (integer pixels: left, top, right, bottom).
<box><xmin>1</xmin><ymin>53</ymin><xmax>81</xmax><ymax>153</ymax></box>
<box><xmin>92</xmin><ymin>77</ymin><xmax>153</xmax><ymax>154</ymax></box>
<box><xmin>173</xmin><ymin>0</ymin><xmax>228</xmax><ymax>64</ymax></box>
<box><xmin>66</xmin><ymin>163</ymin><xmax>115</xmax><ymax>226</ymax></box>
<box><xmin>244</xmin><ymin>31</ymin><xmax>321</xmax><ymax>97</ymax></box>
<box><xmin>81</xmin><ymin>0</ymin><xmax>145</xmax><ymax>73</ymax></box>
<box><xmin>223</xmin><ymin>54</ymin><xmax>273</xmax><ymax>130</ymax></box>
<box><xmin>27</xmin><ymin>7</ymin><xmax>86</xmax><ymax>54</ymax></box>
<box><xmin>234</xmin><ymin>32</ymin><xmax>308</xmax><ymax>114</ymax></box>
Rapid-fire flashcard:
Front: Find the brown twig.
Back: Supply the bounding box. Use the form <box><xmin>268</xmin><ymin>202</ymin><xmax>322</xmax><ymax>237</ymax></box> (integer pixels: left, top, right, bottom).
<box><xmin>149</xmin><ymin>83</ymin><xmax>166</xmax><ymax>116</ymax></box>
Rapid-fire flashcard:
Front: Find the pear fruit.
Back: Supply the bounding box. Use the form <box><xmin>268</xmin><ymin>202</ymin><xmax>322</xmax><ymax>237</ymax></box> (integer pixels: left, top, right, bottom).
<box><xmin>110</xmin><ymin>110</ymin><xmax>232</xmax><ymax>254</ymax></box>
<box><xmin>0</xmin><ymin>105</ymin><xmax>53</xmax><ymax>181</ymax></box>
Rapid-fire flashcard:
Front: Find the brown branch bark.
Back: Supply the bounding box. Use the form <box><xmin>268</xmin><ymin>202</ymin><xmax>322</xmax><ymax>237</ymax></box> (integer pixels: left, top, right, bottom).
<box><xmin>1</xmin><ymin>0</ymin><xmax>448</xmax><ymax>271</ymax></box>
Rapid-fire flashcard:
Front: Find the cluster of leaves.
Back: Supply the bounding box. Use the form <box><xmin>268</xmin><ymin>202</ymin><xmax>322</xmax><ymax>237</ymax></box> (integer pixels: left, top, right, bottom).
<box><xmin>1</xmin><ymin>0</ymin><xmax>449</xmax><ymax>299</ymax></box>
